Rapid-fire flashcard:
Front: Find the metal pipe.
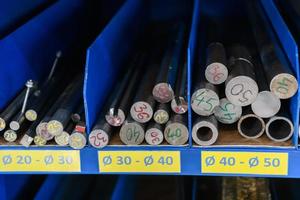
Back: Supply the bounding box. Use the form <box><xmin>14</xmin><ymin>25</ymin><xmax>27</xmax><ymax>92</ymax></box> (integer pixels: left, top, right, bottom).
<box><xmin>164</xmin><ymin>114</ymin><xmax>188</xmax><ymax>145</ymax></box>
<box><xmin>225</xmin><ymin>45</ymin><xmax>259</xmax><ymax>106</ymax></box>
<box><xmin>145</xmin><ymin>121</ymin><xmax>164</xmax><ymax>145</ymax></box>
<box><xmin>191</xmin><ymin>81</ymin><xmax>219</xmax><ymax>116</ymax></box>
<box><xmin>119</xmin><ymin>115</ymin><xmax>145</xmax><ymax>145</ymax></box>
<box><xmin>237</xmin><ymin>107</ymin><xmax>265</xmax><ymax>139</ymax></box>
<box><xmin>192</xmin><ymin>115</ymin><xmax>219</xmax><ymax>146</ymax></box>
<box><xmin>47</xmin><ymin>75</ymin><xmax>83</xmax><ymax>136</ymax></box>
<box><xmin>171</xmin><ymin>61</ymin><xmax>188</xmax><ymax>114</ymax></box>
<box><xmin>152</xmin><ymin>23</ymin><xmax>186</xmax><ymax>103</ymax></box>
<box><xmin>106</xmin><ymin>54</ymin><xmax>145</xmax><ymax>127</ymax></box>
<box><xmin>205</xmin><ymin>42</ymin><xmax>228</xmax><ymax>85</ymax></box>
<box><xmin>247</xmin><ymin>1</ymin><xmax>298</xmax><ymax>99</ymax></box>
<box><xmin>213</xmin><ymin>98</ymin><xmax>242</xmax><ymax>124</ymax></box>
<box><xmin>153</xmin><ymin>103</ymin><xmax>170</xmax><ymax>125</ymax></box>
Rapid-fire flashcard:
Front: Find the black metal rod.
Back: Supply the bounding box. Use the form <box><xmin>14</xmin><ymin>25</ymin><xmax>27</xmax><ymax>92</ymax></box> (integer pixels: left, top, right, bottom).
<box><xmin>89</xmin><ymin>118</ymin><xmax>113</xmax><ymax>149</ymax></box>
<box><xmin>153</xmin><ymin>103</ymin><xmax>170</xmax><ymax>125</ymax></box>
<box><xmin>164</xmin><ymin>113</ymin><xmax>188</xmax><ymax>145</ymax></box>
<box><xmin>69</xmin><ymin>121</ymin><xmax>86</xmax><ymax>149</ymax></box>
<box><xmin>3</xmin><ymin>129</ymin><xmax>17</xmax><ymax>142</ymax></box>
<box><xmin>119</xmin><ymin>115</ymin><xmax>145</xmax><ymax>145</ymax></box>
<box><xmin>145</xmin><ymin>121</ymin><xmax>164</xmax><ymax>145</ymax></box>
<box><xmin>213</xmin><ymin>98</ymin><xmax>242</xmax><ymax>124</ymax></box>
<box><xmin>152</xmin><ymin>23</ymin><xmax>186</xmax><ymax>103</ymax></box>
<box><xmin>106</xmin><ymin>54</ymin><xmax>145</xmax><ymax>127</ymax></box>
<box><xmin>247</xmin><ymin>1</ymin><xmax>298</xmax><ymax>99</ymax></box>
<box><xmin>192</xmin><ymin>115</ymin><xmax>219</xmax><ymax>146</ymax></box>
<box><xmin>225</xmin><ymin>45</ymin><xmax>258</xmax><ymax>107</ymax></box>
<box><xmin>47</xmin><ymin>75</ymin><xmax>83</xmax><ymax>136</ymax></box>
<box><xmin>205</xmin><ymin>42</ymin><xmax>228</xmax><ymax>85</ymax></box>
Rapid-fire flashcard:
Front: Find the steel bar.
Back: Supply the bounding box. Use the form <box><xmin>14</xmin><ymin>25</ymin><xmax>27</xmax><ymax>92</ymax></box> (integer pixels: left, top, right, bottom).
<box><xmin>225</xmin><ymin>45</ymin><xmax>259</xmax><ymax>106</ymax></box>
<box><xmin>145</xmin><ymin>121</ymin><xmax>164</xmax><ymax>145</ymax></box>
<box><xmin>205</xmin><ymin>42</ymin><xmax>228</xmax><ymax>85</ymax></box>
<box><xmin>106</xmin><ymin>54</ymin><xmax>145</xmax><ymax>127</ymax></box>
<box><xmin>237</xmin><ymin>107</ymin><xmax>265</xmax><ymax>139</ymax></box>
<box><xmin>213</xmin><ymin>98</ymin><xmax>242</xmax><ymax>124</ymax></box>
<box><xmin>152</xmin><ymin>23</ymin><xmax>186</xmax><ymax>103</ymax></box>
<box><xmin>47</xmin><ymin>75</ymin><xmax>83</xmax><ymax>136</ymax></box>
<box><xmin>69</xmin><ymin>121</ymin><xmax>87</xmax><ymax>149</ymax></box>
<box><xmin>89</xmin><ymin>118</ymin><xmax>113</xmax><ymax>148</ymax></box>
<box><xmin>164</xmin><ymin>113</ymin><xmax>188</xmax><ymax>145</ymax></box>
<box><xmin>3</xmin><ymin>129</ymin><xmax>17</xmax><ymax>142</ymax></box>
<box><xmin>191</xmin><ymin>80</ymin><xmax>220</xmax><ymax>116</ymax></box>
<box><xmin>119</xmin><ymin>115</ymin><xmax>145</xmax><ymax>145</ymax></box>
<box><xmin>247</xmin><ymin>1</ymin><xmax>298</xmax><ymax>99</ymax></box>
<box><xmin>171</xmin><ymin>61</ymin><xmax>188</xmax><ymax>114</ymax></box>
<box><xmin>251</xmin><ymin>53</ymin><xmax>281</xmax><ymax>118</ymax></box>
<box><xmin>153</xmin><ymin>103</ymin><xmax>170</xmax><ymax>125</ymax></box>
<box><xmin>192</xmin><ymin>115</ymin><xmax>219</xmax><ymax>146</ymax></box>
<box><xmin>33</xmin><ymin>135</ymin><xmax>47</xmax><ymax>146</ymax></box>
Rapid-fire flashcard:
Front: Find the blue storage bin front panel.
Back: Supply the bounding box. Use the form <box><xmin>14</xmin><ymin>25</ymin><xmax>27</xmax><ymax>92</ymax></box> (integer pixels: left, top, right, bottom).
<box><xmin>0</xmin><ymin>0</ymin><xmax>89</xmax><ymax>109</ymax></box>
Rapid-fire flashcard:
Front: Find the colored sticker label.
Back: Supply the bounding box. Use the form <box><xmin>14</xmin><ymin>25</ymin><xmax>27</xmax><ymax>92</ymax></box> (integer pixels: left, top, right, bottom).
<box><xmin>99</xmin><ymin>151</ymin><xmax>180</xmax><ymax>173</ymax></box>
<box><xmin>0</xmin><ymin>150</ymin><xmax>81</xmax><ymax>172</ymax></box>
<box><xmin>201</xmin><ymin>151</ymin><xmax>288</xmax><ymax>175</ymax></box>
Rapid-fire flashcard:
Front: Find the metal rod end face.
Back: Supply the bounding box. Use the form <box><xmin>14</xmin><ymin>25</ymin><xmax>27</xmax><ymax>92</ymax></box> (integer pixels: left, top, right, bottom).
<box><xmin>55</xmin><ymin>131</ymin><xmax>70</xmax><ymax>146</ymax></box>
<box><xmin>152</xmin><ymin>83</ymin><xmax>174</xmax><ymax>103</ymax></box>
<box><xmin>205</xmin><ymin>62</ymin><xmax>228</xmax><ymax>85</ymax></box>
<box><xmin>4</xmin><ymin>130</ymin><xmax>17</xmax><ymax>142</ymax></box>
<box><xmin>25</xmin><ymin>109</ymin><xmax>38</xmax><ymax>121</ymax></box>
<box><xmin>145</xmin><ymin>127</ymin><xmax>164</xmax><ymax>145</ymax></box>
<box><xmin>214</xmin><ymin>98</ymin><xmax>242</xmax><ymax>124</ymax></box>
<box><xmin>192</xmin><ymin>120</ymin><xmax>218</xmax><ymax>146</ymax></box>
<box><xmin>130</xmin><ymin>101</ymin><xmax>153</xmax><ymax>123</ymax></box>
<box><xmin>251</xmin><ymin>91</ymin><xmax>281</xmax><ymax>118</ymax></box>
<box><xmin>105</xmin><ymin>108</ymin><xmax>125</xmax><ymax>127</ymax></box>
<box><xmin>9</xmin><ymin>121</ymin><xmax>20</xmax><ymax>131</ymax></box>
<box><xmin>36</xmin><ymin>122</ymin><xmax>54</xmax><ymax>141</ymax></box>
<box><xmin>0</xmin><ymin>118</ymin><xmax>6</xmax><ymax>131</ymax></box>
<box><xmin>191</xmin><ymin>89</ymin><xmax>219</xmax><ymax>116</ymax></box>
<box><xmin>164</xmin><ymin>122</ymin><xmax>188</xmax><ymax>145</ymax></box>
<box><xmin>26</xmin><ymin>80</ymin><xmax>34</xmax><ymax>88</ymax></box>
<box><xmin>69</xmin><ymin>132</ymin><xmax>86</xmax><ymax>149</ymax></box>
<box><xmin>119</xmin><ymin>122</ymin><xmax>145</xmax><ymax>145</ymax></box>
<box><xmin>171</xmin><ymin>97</ymin><xmax>188</xmax><ymax>114</ymax></box>
<box><xmin>89</xmin><ymin>129</ymin><xmax>110</xmax><ymax>148</ymax></box>
<box><xmin>20</xmin><ymin>134</ymin><xmax>34</xmax><ymax>147</ymax></box>
<box><xmin>226</xmin><ymin>76</ymin><xmax>258</xmax><ymax>106</ymax></box>
<box><xmin>47</xmin><ymin>120</ymin><xmax>63</xmax><ymax>136</ymax></box>
<box><xmin>270</xmin><ymin>73</ymin><xmax>298</xmax><ymax>99</ymax></box>
<box><xmin>266</xmin><ymin>116</ymin><xmax>294</xmax><ymax>142</ymax></box>
<box><xmin>153</xmin><ymin>109</ymin><xmax>169</xmax><ymax>124</ymax></box>
<box><xmin>34</xmin><ymin>135</ymin><xmax>47</xmax><ymax>146</ymax></box>
<box><xmin>238</xmin><ymin>114</ymin><xmax>265</xmax><ymax>139</ymax></box>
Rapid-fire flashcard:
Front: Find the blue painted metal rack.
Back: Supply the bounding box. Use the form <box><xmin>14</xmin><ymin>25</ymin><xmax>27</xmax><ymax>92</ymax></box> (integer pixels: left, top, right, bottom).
<box><xmin>0</xmin><ymin>0</ymin><xmax>298</xmax><ymax>178</ymax></box>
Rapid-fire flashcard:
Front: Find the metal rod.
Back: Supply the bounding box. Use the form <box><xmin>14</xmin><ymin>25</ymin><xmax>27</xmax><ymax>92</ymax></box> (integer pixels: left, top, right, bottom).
<box><xmin>54</xmin><ymin>131</ymin><xmax>70</xmax><ymax>146</ymax></box>
<box><xmin>171</xmin><ymin>61</ymin><xmax>188</xmax><ymax>114</ymax></box>
<box><xmin>250</xmin><ymin>51</ymin><xmax>281</xmax><ymax>118</ymax></box>
<box><xmin>205</xmin><ymin>42</ymin><xmax>228</xmax><ymax>85</ymax></box>
<box><xmin>152</xmin><ymin>23</ymin><xmax>186</xmax><ymax>103</ymax></box>
<box><xmin>33</xmin><ymin>135</ymin><xmax>47</xmax><ymax>146</ymax></box>
<box><xmin>119</xmin><ymin>115</ymin><xmax>145</xmax><ymax>145</ymax></box>
<box><xmin>164</xmin><ymin>113</ymin><xmax>188</xmax><ymax>145</ymax></box>
<box><xmin>47</xmin><ymin>75</ymin><xmax>83</xmax><ymax>136</ymax></box>
<box><xmin>106</xmin><ymin>54</ymin><xmax>145</xmax><ymax>127</ymax></box>
<box><xmin>47</xmin><ymin>51</ymin><xmax>62</xmax><ymax>81</ymax></box>
<box><xmin>3</xmin><ymin>129</ymin><xmax>17</xmax><ymax>142</ymax></box>
<box><xmin>213</xmin><ymin>98</ymin><xmax>242</xmax><ymax>124</ymax></box>
<box><xmin>89</xmin><ymin>118</ymin><xmax>113</xmax><ymax>148</ymax></box>
<box><xmin>237</xmin><ymin>107</ymin><xmax>265</xmax><ymax>139</ymax></box>
<box><xmin>225</xmin><ymin>45</ymin><xmax>259</xmax><ymax>106</ymax></box>
<box><xmin>21</xmin><ymin>80</ymin><xmax>35</xmax><ymax>113</ymax></box>
<box><xmin>192</xmin><ymin>115</ymin><xmax>219</xmax><ymax>146</ymax></box>
<box><xmin>153</xmin><ymin>103</ymin><xmax>170</xmax><ymax>124</ymax></box>
<box><xmin>69</xmin><ymin>121</ymin><xmax>86</xmax><ymax>149</ymax></box>
<box><xmin>247</xmin><ymin>1</ymin><xmax>298</xmax><ymax>99</ymax></box>
<box><xmin>145</xmin><ymin>121</ymin><xmax>164</xmax><ymax>145</ymax></box>
<box><xmin>191</xmin><ymin>81</ymin><xmax>220</xmax><ymax>116</ymax></box>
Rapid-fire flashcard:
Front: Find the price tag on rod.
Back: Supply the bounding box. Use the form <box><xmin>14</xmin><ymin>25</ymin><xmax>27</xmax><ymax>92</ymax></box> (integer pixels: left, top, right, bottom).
<box><xmin>98</xmin><ymin>151</ymin><xmax>181</xmax><ymax>173</ymax></box>
<box><xmin>0</xmin><ymin>150</ymin><xmax>81</xmax><ymax>172</ymax></box>
<box><xmin>201</xmin><ymin>151</ymin><xmax>288</xmax><ymax>175</ymax></box>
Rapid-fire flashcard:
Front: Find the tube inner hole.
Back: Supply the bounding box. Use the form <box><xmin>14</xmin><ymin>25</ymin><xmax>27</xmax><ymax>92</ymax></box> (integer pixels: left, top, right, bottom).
<box><xmin>197</xmin><ymin>127</ymin><xmax>213</xmax><ymax>141</ymax></box>
<box><xmin>240</xmin><ymin>117</ymin><xmax>262</xmax><ymax>137</ymax></box>
<box><xmin>268</xmin><ymin>119</ymin><xmax>291</xmax><ymax>140</ymax></box>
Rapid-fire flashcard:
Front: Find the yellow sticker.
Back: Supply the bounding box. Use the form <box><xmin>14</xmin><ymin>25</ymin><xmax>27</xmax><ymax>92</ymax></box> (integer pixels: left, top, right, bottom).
<box><xmin>99</xmin><ymin>151</ymin><xmax>180</xmax><ymax>173</ymax></box>
<box><xmin>0</xmin><ymin>150</ymin><xmax>81</xmax><ymax>172</ymax></box>
<box><xmin>201</xmin><ymin>151</ymin><xmax>288</xmax><ymax>175</ymax></box>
